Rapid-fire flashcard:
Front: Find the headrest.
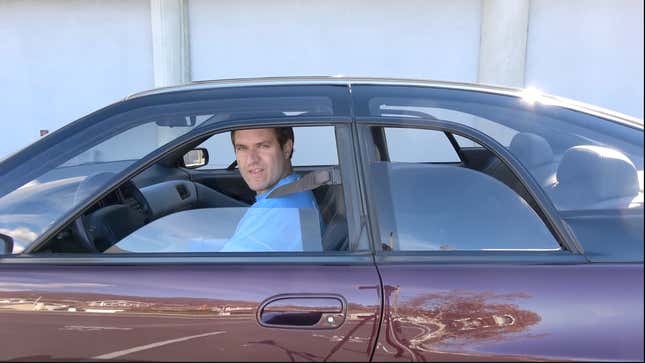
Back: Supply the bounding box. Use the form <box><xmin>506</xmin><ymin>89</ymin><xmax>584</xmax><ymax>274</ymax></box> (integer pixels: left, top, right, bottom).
<box><xmin>509</xmin><ymin>132</ymin><xmax>554</xmax><ymax>167</ymax></box>
<box><xmin>556</xmin><ymin>145</ymin><xmax>639</xmax><ymax>200</ymax></box>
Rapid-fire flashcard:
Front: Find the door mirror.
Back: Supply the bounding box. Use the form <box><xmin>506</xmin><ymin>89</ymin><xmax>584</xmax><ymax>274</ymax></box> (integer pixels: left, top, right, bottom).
<box><xmin>0</xmin><ymin>233</ymin><xmax>13</xmax><ymax>254</ymax></box>
<box><xmin>182</xmin><ymin>148</ymin><xmax>209</xmax><ymax>169</ymax></box>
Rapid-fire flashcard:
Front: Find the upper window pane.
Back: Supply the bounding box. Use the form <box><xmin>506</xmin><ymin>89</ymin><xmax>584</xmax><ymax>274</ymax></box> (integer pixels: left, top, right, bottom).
<box><xmin>198</xmin><ymin>126</ymin><xmax>339</xmax><ymax>169</ymax></box>
<box><xmin>384</xmin><ymin>128</ymin><xmax>459</xmax><ymax>163</ymax></box>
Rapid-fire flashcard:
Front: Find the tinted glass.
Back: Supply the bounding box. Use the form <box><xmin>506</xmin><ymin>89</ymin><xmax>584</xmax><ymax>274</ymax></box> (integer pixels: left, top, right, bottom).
<box><xmin>107</xmin><ymin>207</ymin><xmax>323</xmax><ymax>253</ymax></box>
<box><xmin>0</xmin><ymin>86</ymin><xmax>350</xmax><ymax>254</ymax></box>
<box><xmin>354</xmin><ymin>85</ymin><xmax>643</xmax><ymax>211</ymax></box>
<box><xmin>384</xmin><ymin>128</ymin><xmax>459</xmax><ymax>163</ymax></box>
<box><xmin>369</xmin><ymin>127</ymin><xmax>559</xmax><ymax>251</ymax></box>
<box><xmin>354</xmin><ymin>85</ymin><xmax>643</xmax><ymax>261</ymax></box>
<box><xmin>198</xmin><ymin>126</ymin><xmax>339</xmax><ymax>169</ymax></box>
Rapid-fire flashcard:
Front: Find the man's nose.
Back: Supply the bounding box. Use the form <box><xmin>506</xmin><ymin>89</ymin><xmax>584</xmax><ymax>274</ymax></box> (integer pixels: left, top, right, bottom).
<box><xmin>247</xmin><ymin>149</ymin><xmax>260</xmax><ymax>164</ymax></box>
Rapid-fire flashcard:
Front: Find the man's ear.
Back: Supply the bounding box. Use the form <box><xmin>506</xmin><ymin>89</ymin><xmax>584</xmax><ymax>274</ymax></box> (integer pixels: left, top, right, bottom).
<box><xmin>283</xmin><ymin>139</ymin><xmax>293</xmax><ymax>160</ymax></box>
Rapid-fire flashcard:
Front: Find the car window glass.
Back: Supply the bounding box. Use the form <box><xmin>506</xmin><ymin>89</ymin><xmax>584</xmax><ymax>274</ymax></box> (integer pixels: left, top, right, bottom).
<box><xmin>21</xmin><ymin>125</ymin><xmax>349</xmax><ymax>255</ymax></box>
<box><xmin>198</xmin><ymin>126</ymin><xmax>339</xmax><ymax>169</ymax></box>
<box><xmin>0</xmin><ymin>89</ymin><xmax>344</xmax><ymax>255</ymax></box>
<box><xmin>0</xmin><ymin>117</ymin><xmax>201</xmax><ymax>254</ymax></box>
<box><xmin>379</xmin><ymin>103</ymin><xmax>518</xmax><ymax>146</ymax></box>
<box><xmin>384</xmin><ymin>128</ymin><xmax>459</xmax><ymax>163</ymax></box>
<box><xmin>371</xmin><ymin>126</ymin><xmax>560</xmax><ymax>252</ymax></box>
<box><xmin>360</xmin><ymin>87</ymin><xmax>643</xmax><ymax>213</ymax></box>
<box><xmin>107</xmin><ymin>207</ymin><xmax>323</xmax><ymax>253</ymax></box>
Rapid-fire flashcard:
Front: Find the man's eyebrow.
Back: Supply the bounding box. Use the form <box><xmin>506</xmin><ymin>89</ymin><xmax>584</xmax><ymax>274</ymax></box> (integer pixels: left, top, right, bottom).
<box><xmin>234</xmin><ymin>139</ymin><xmax>272</xmax><ymax>148</ymax></box>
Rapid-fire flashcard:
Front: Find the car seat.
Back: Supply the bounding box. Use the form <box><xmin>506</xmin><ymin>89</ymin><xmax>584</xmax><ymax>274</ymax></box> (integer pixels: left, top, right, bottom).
<box><xmin>549</xmin><ymin>145</ymin><xmax>640</xmax><ymax>210</ymax></box>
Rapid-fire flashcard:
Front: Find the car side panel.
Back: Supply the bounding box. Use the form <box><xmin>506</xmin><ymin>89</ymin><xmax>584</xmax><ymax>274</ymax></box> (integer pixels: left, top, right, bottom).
<box><xmin>0</xmin><ymin>261</ymin><xmax>381</xmax><ymax>361</ymax></box>
<box><xmin>372</xmin><ymin>262</ymin><xmax>643</xmax><ymax>361</ymax></box>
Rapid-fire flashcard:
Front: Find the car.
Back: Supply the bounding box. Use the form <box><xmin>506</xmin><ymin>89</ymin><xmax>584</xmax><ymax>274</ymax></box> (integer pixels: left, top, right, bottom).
<box><xmin>0</xmin><ymin>77</ymin><xmax>642</xmax><ymax>361</ymax></box>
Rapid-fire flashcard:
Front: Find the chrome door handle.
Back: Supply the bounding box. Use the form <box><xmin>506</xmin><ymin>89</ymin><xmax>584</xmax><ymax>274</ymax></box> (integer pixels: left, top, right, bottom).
<box><xmin>257</xmin><ymin>294</ymin><xmax>346</xmax><ymax>329</ymax></box>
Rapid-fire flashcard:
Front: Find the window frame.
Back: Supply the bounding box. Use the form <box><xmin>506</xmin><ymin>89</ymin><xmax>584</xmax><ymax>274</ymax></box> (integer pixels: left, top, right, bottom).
<box><xmin>4</xmin><ymin>118</ymin><xmax>366</xmax><ymax>261</ymax></box>
<box><xmin>354</xmin><ymin>117</ymin><xmax>585</xmax><ymax>260</ymax></box>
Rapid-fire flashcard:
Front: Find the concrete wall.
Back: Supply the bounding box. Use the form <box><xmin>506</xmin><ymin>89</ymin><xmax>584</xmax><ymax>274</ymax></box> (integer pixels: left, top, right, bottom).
<box><xmin>189</xmin><ymin>0</ymin><xmax>481</xmax><ymax>81</ymax></box>
<box><xmin>526</xmin><ymin>0</ymin><xmax>644</xmax><ymax>118</ymax></box>
<box><xmin>0</xmin><ymin>0</ymin><xmax>154</xmax><ymax>158</ymax></box>
<box><xmin>0</xmin><ymin>0</ymin><xmax>642</xmax><ymax>159</ymax></box>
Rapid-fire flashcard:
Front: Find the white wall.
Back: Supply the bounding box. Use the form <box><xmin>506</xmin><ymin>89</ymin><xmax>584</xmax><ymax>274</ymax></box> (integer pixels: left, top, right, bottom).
<box><xmin>189</xmin><ymin>0</ymin><xmax>481</xmax><ymax>81</ymax></box>
<box><xmin>0</xmin><ymin>0</ymin><xmax>642</xmax><ymax>160</ymax></box>
<box><xmin>0</xmin><ymin>0</ymin><xmax>154</xmax><ymax>159</ymax></box>
<box><xmin>526</xmin><ymin>0</ymin><xmax>644</xmax><ymax>118</ymax></box>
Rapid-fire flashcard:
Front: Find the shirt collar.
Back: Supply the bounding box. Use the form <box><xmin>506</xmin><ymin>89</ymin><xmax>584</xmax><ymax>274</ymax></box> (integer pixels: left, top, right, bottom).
<box><xmin>255</xmin><ymin>173</ymin><xmax>299</xmax><ymax>202</ymax></box>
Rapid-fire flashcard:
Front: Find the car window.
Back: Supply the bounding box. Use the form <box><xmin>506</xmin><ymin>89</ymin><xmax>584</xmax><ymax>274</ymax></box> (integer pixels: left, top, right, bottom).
<box><xmin>0</xmin><ymin>87</ymin><xmax>347</xmax><ymax>255</ymax></box>
<box><xmin>0</xmin><ymin>116</ymin><xmax>201</xmax><ymax>254</ymax></box>
<box><xmin>384</xmin><ymin>128</ymin><xmax>459</xmax><ymax>163</ymax></box>
<box><xmin>103</xmin><ymin>125</ymin><xmax>348</xmax><ymax>254</ymax></box>
<box><xmin>356</xmin><ymin>86</ymin><xmax>644</xmax><ymax>212</ymax></box>
<box><xmin>11</xmin><ymin>125</ymin><xmax>349</xmax><ymax>255</ymax></box>
<box><xmin>198</xmin><ymin>126</ymin><xmax>339</xmax><ymax>169</ymax></box>
<box><xmin>368</xmin><ymin>126</ymin><xmax>560</xmax><ymax>252</ymax></box>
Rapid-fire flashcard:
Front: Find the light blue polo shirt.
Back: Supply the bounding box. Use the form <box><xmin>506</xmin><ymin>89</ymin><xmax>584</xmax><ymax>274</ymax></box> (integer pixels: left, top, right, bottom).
<box><xmin>220</xmin><ymin>173</ymin><xmax>321</xmax><ymax>252</ymax></box>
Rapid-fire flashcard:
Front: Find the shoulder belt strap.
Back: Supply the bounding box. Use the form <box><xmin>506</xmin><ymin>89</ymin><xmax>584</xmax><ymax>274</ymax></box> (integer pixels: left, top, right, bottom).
<box><xmin>267</xmin><ymin>168</ymin><xmax>341</xmax><ymax>199</ymax></box>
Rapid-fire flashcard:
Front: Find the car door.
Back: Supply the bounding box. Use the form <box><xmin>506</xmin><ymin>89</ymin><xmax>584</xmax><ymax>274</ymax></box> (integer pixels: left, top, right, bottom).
<box><xmin>352</xmin><ymin>85</ymin><xmax>643</xmax><ymax>361</ymax></box>
<box><xmin>0</xmin><ymin>84</ymin><xmax>383</xmax><ymax>361</ymax></box>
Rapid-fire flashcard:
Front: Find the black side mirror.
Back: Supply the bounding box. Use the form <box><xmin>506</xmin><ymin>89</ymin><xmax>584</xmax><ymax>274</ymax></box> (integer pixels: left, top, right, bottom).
<box><xmin>182</xmin><ymin>148</ymin><xmax>209</xmax><ymax>169</ymax></box>
<box><xmin>0</xmin><ymin>233</ymin><xmax>14</xmax><ymax>254</ymax></box>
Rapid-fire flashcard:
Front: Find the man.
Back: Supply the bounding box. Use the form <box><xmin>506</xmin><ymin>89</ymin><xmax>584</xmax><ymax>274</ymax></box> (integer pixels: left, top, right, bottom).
<box><xmin>219</xmin><ymin>127</ymin><xmax>321</xmax><ymax>252</ymax></box>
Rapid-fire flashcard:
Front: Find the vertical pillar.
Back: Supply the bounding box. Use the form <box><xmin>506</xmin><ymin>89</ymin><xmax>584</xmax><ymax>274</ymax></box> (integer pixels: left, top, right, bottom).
<box><xmin>150</xmin><ymin>0</ymin><xmax>191</xmax><ymax>145</ymax></box>
<box><xmin>150</xmin><ymin>0</ymin><xmax>191</xmax><ymax>87</ymax></box>
<box><xmin>478</xmin><ymin>0</ymin><xmax>530</xmax><ymax>88</ymax></box>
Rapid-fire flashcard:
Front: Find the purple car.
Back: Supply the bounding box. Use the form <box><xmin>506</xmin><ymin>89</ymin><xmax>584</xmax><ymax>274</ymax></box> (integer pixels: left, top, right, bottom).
<box><xmin>0</xmin><ymin>77</ymin><xmax>642</xmax><ymax>361</ymax></box>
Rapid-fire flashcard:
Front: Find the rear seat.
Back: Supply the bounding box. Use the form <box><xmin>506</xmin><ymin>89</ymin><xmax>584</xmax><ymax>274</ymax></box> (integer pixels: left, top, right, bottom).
<box><xmin>549</xmin><ymin>145</ymin><xmax>641</xmax><ymax>210</ymax></box>
<box><xmin>483</xmin><ymin>132</ymin><xmax>558</xmax><ymax>190</ymax></box>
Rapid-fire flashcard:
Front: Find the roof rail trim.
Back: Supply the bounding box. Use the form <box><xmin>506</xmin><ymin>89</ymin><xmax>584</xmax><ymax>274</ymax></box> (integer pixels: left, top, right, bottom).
<box><xmin>124</xmin><ymin>76</ymin><xmax>642</xmax><ymax>130</ymax></box>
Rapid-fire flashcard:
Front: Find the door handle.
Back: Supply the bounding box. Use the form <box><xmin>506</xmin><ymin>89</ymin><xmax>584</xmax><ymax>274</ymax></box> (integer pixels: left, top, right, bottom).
<box><xmin>257</xmin><ymin>294</ymin><xmax>346</xmax><ymax>329</ymax></box>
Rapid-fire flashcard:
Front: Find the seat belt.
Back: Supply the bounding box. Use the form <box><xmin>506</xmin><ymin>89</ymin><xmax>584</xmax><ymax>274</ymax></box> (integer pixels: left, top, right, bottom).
<box><xmin>267</xmin><ymin>168</ymin><xmax>341</xmax><ymax>199</ymax></box>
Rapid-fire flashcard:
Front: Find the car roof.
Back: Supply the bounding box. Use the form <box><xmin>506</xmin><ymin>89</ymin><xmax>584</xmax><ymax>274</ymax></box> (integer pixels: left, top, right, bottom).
<box><xmin>125</xmin><ymin>76</ymin><xmax>643</xmax><ymax>130</ymax></box>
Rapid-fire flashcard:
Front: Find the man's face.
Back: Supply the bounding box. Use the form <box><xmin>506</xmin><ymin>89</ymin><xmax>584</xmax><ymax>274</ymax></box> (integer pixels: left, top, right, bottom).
<box><xmin>233</xmin><ymin>128</ymin><xmax>292</xmax><ymax>195</ymax></box>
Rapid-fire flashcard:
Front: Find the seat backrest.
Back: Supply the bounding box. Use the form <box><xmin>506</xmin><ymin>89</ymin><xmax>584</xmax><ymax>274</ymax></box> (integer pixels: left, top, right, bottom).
<box><xmin>313</xmin><ymin>184</ymin><xmax>348</xmax><ymax>251</ymax></box>
<box><xmin>551</xmin><ymin>145</ymin><xmax>640</xmax><ymax>210</ymax></box>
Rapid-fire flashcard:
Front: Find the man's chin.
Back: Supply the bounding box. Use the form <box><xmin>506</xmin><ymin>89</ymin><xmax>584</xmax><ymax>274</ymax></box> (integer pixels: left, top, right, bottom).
<box><xmin>250</xmin><ymin>184</ymin><xmax>269</xmax><ymax>195</ymax></box>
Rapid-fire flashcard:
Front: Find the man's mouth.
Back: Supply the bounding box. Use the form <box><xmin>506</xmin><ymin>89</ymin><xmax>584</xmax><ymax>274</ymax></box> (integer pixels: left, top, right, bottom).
<box><xmin>248</xmin><ymin>168</ymin><xmax>264</xmax><ymax>176</ymax></box>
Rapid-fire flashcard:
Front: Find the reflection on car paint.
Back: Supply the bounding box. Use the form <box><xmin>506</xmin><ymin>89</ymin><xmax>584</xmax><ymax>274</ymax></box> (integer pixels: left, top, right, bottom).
<box><xmin>377</xmin><ymin>286</ymin><xmax>542</xmax><ymax>361</ymax></box>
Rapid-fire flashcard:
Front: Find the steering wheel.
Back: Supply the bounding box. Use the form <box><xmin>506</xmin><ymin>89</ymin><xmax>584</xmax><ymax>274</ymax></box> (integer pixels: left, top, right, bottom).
<box><xmin>72</xmin><ymin>172</ymin><xmax>151</xmax><ymax>252</ymax></box>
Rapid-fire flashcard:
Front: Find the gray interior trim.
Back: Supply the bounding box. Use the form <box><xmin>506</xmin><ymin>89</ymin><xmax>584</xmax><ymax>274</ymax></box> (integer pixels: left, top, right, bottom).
<box><xmin>140</xmin><ymin>180</ymin><xmax>197</xmax><ymax>218</ymax></box>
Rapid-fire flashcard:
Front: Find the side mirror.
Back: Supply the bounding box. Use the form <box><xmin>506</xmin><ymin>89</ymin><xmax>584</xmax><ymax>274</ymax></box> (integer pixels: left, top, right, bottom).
<box><xmin>0</xmin><ymin>233</ymin><xmax>14</xmax><ymax>254</ymax></box>
<box><xmin>182</xmin><ymin>148</ymin><xmax>209</xmax><ymax>169</ymax></box>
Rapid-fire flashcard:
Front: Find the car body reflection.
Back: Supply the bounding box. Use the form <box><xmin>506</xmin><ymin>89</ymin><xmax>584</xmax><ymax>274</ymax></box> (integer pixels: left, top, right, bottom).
<box><xmin>379</xmin><ymin>286</ymin><xmax>542</xmax><ymax>360</ymax></box>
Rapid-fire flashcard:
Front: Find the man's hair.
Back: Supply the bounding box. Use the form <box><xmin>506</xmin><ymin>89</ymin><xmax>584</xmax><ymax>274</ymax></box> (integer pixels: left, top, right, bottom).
<box><xmin>231</xmin><ymin>127</ymin><xmax>294</xmax><ymax>159</ymax></box>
